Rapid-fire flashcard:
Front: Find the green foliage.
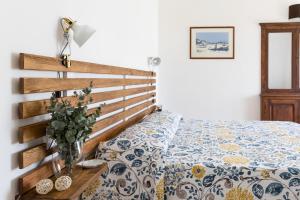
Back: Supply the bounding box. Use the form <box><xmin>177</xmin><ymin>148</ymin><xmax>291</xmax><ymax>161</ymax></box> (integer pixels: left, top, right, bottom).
<box><xmin>46</xmin><ymin>83</ymin><xmax>101</xmax><ymax>172</ymax></box>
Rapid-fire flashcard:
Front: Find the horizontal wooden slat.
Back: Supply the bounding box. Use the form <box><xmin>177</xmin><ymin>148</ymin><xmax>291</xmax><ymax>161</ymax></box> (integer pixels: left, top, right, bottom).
<box><xmin>19</xmin><ymin>100</ymin><xmax>155</xmax><ymax>168</ymax></box>
<box><xmin>259</xmin><ymin>22</ymin><xmax>300</xmax><ymax>29</ymax></box>
<box><xmin>19</xmin><ymin>142</ymin><xmax>53</xmax><ymax>169</ymax></box>
<box><xmin>92</xmin><ymin>99</ymin><xmax>154</xmax><ymax>132</ymax></box>
<box><xmin>20</xmin><ymin>78</ymin><xmax>156</xmax><ymax>94</ymax></box>
<box><xmin>88</xmin><ymin>92</ymin><xmax>155</xmax><ymax>116</ymax></box>
<box><xmin>19</xmin><ymin>144</ymin><xmax>51</xmax><ymax>170</ymax></box>
<box><xmin>19</xmin><ymin>106</ymin><xmax>156</xmax><ymax>194</ymax></box>
<box><xmin>19</xmin><ymin>86</ymin><xmax>155</xmax><ymax>119</ymax></box>
<box><xmin>19</xmin><ymin>121</ymin><xmax>48</xmax><ymax>144</ymax></box>
<box><xmin>19</xmin><ymin>92</ymin><xmax>156</xmax><ymax>143</ymax></box>
<box><xmin>20</xmin><ymin>53</ymin><xmax>156</xmax><ymax>77</ymax></box>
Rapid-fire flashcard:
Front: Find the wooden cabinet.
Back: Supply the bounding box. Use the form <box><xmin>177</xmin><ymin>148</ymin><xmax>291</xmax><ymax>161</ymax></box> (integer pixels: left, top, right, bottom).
<box><xmin>260</xmin><ymin>22</ymin><xmax>300</xmax><ymax>123</ymax></box>
<box><xmin>261</xmin><ymin>94</ymin><xmax>300</xmax><ymax>123</ymax></box>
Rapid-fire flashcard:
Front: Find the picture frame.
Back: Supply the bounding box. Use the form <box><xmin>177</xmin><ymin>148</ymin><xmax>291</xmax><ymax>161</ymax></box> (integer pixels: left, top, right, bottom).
<box><xmin>190</xmin><ymin>26</ymin><xmax>235</xmax><ymax>59</ymax></box>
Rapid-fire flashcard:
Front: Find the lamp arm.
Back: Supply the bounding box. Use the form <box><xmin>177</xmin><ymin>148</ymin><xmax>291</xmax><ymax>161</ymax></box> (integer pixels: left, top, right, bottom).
<box><xmin>60</xmin><ymin>18</ymin><xmax>74</xmax><ymax>32</ymax></box>
<box><xmin>59</xmin><ymin>37</ymin><xmax>70</xmax><ymax>57</ymax></box>
<box><xmin>59</xmin><ymin>17</ymin><xmax>73</xmax><ymax>67</ymax></box>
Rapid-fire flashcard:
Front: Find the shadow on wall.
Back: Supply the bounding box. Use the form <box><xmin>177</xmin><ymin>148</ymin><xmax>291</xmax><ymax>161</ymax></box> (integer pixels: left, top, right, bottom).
<box><xmin>11</xmin><ymin>52</ymin><xmax>20</xmax><ymax>143</ymax></box>
<box><xmin>10</xmin><ymin>52</ymin><xmax>21</xmax><ymax>200</ymax></box>
<box><xmin>10</xmin><ymin>52</ymin><xmax>24</xmax><ymax>200</ymax></box>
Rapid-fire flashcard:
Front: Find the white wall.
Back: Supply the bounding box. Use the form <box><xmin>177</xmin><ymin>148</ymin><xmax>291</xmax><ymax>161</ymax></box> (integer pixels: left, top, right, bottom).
<box><xmin>0</xmin><ymin>0</ymin><xmax>158</xmax><ymax>199</ymax></box>
<box><xmin>158</xmin><ymin>0</ymin><xmax>300</xmax><ymax>120</ymax></box>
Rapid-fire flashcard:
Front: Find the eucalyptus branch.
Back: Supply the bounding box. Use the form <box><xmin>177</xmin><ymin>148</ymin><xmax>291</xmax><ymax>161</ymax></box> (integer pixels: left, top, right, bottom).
<box><xmin>46</xmin><ymin>82</ymin><xmax>102</xmax><ymax>172</ymax></box>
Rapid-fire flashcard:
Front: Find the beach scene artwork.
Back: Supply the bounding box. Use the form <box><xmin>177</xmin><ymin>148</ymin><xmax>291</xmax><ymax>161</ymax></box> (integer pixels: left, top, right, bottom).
<box><xmin>190</xmin><ymin>27</ymin><xmax>234</xmax><ymax>59</ymax></box>
<box><xmin>196</xmin><ymin>32</ymin><xmax>229</xmax><ymax>52</ymax></box>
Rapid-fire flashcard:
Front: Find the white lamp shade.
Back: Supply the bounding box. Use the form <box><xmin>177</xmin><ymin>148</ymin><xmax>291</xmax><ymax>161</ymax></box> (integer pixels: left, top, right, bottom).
<box><xmin>71</xmin><ymin>22</ymin><xmax>96</xmax><ymax>47</ymax></box>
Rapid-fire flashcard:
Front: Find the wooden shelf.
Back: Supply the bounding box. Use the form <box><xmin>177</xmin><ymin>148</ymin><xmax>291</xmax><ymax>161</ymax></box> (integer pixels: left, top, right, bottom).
<box><xmin>21</xmin><ymin>164</ymin><xmax>108</xmax><ymax>200</ymax></box>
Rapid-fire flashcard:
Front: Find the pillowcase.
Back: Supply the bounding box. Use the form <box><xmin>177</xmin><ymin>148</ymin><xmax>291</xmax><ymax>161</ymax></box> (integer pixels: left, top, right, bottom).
<box><xmin>96</xmin><ymin>110</ymin><xmax>182</xmax><ymax>158</ymax></box>
<box><xmin>92</xmin><ymin>111</ymin><xmax>182</xmax><ymax>200</ymax></box>
<box><xmin>141</xmin><ymin>110</ymin><xmax>182</xmax><ymax>141</ymax></box>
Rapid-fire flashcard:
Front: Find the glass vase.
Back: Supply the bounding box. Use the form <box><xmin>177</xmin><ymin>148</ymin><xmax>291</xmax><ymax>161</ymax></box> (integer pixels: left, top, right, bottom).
<box><xmin>53</xmin><ymin>141</ymin><xmax>84</xmax><ymax>176</ymax></box>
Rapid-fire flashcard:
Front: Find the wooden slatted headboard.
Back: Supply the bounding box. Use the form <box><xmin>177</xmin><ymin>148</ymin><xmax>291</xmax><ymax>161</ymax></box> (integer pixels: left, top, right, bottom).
<box><xmin>18</xmin><ymin>53</ymin><xmax>156</xmax><ymax>195</ymax></box>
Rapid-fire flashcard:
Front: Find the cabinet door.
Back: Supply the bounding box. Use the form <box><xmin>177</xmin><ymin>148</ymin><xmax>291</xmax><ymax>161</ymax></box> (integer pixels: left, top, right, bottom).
<box><xmin>263</xmin><ymin>99</ymin><xmax>300</xmax><ymax>122</ymax></box>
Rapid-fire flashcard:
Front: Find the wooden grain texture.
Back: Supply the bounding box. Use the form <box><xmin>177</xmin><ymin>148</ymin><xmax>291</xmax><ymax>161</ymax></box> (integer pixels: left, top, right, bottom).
<box><xmin>19</xmin><ymin>100</ymin><xmax>155</xmax><ymax>168</ymax></box>
<box><xmin>260</xmin><ymin>22</ymin><xmax>300</xmax><ymax>29</ymax></box>
<box><xmin>20</xmin><ymin>53</ymin><xmax>156</xmax><ymax>77</ymax></box>
<box><xmin>20</xmin><ymin>78</ymin><xmax>156</xmax><ymax>94</ymax></box>
<box><xmin>19</xmin><ymin>93</ymin><xmax>155</xmax><ymax>144</ymax></box>
<box><xmin>260</xmin><ymin>22</ymin><xmax>300</xmax><ymax>123</ymax></box>
<box><xmin>21</xmin><ymin>164</ymin><xmax>108</xmax><ymax>200</ymax></box>
<box><xmin>261</xmin><ymin>96</ymin><xmax>300</xmax><ymax>123</ymax></box>
<box><xmin>19</xmin><ymin>121</ymin><xmax>48</xmax><ymax>143</ymax></box>
<box><xmin>19</xmin><ymin>86</ymin><xmax>155</xmax><ymax>119</ymax></box>
<box><xmin>19</xmin><ymin>144</ymin><xmax>51</xmax><ymax>169</ymax></box>
<box><xmin>261</xmin><ymin>92</ymin><xmax>300</xmax><ymax>97</ymax></box>
<box><xmin>292</xmin><ymin>30</ymin><xmax>300</xmax><ymax>89</ymax></box>
<box><xmin>89</xmin><ymin>92</ymin><xmax>155</xmax><ymax>116</ymax></box>
<box><xmin>92</xmin><ymin>100</ymin><xmax>154</xmax><ymax>132</ymax></box>
<box><xmin>19</xmin><ymin>106</ymin><xmax>156</xmax><ymax>194</ymax></box>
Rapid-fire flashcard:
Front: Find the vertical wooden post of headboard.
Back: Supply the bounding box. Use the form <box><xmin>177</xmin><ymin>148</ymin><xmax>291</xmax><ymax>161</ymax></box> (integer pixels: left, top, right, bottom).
<box><xmin>149</xmin><ymin>71</ymin><xmax>154</xmax><ymax>110</ymax></box>
<box><xmin>62</xmin><ymin>71</ymin><xmax>68</xmax><ymax>97</ymax></box>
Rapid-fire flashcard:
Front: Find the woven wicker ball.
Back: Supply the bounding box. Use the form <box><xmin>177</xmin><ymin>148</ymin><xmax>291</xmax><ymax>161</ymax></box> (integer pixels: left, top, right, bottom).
<box><xmin>55</xmin><ymin>176</ymin><xmax>72</xmax><ymax>191</ymax></box>
<box><xmin>35</xmin><ymin>179</ymin><xmax>54</xmax><ymax>195</ymax></box>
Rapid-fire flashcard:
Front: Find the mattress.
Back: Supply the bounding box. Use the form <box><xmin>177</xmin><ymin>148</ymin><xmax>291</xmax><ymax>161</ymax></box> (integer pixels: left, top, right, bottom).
<box><xmin>164</xmin><ymin>119</ymin><xmax>300</xmax><ymax>200</ymax></box>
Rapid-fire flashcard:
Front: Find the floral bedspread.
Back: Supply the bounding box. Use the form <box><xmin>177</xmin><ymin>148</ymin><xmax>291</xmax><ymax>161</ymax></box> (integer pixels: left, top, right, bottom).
<box><xmin>164</xmin><ymin>119</ymin><xmax>300</xmax><ymax>200</ymax></box>
<box><xmin>81</xmin><ymin>110</ymin><xmax>300</xmax><ymax>200</ymax></box>
<box><xmin>81</xmin><ymin>111</ymin><xmax>181</xmax><ymax>200</ymax></box>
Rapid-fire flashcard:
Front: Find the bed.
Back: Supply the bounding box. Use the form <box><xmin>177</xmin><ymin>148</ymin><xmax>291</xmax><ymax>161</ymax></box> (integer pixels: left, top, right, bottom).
<box><xmin>81</xmin><ymin>111</ymin><xmax>300</xmax><ymax>200</ymax></box>
<box><xmin>17</xmin><ymin>53</ymin><xmax>300</xmax><ymax>200</ymax></box>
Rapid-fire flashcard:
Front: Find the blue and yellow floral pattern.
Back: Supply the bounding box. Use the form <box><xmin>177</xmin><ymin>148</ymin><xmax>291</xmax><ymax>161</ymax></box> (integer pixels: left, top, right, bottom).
<box><xmin>81</xmin><ymin>111</ymin><xmax>182</xmax><ymax>200</ymax></box>
<box><xmin>164</xmin><ymin>119</ymin><xmax>300</xmax><ymax>200</ymax></box>
<box><xmin>82</xmin><ymin>112</ymin><xmax>300</xmax><ymax>200</ymax></box>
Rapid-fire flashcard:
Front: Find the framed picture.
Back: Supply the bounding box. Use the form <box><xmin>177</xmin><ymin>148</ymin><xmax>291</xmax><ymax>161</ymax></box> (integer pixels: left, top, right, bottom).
<box><xmin>190</xmin><ymin>26</ymin><xmax>235</xmax><ymax>59</ymax></box>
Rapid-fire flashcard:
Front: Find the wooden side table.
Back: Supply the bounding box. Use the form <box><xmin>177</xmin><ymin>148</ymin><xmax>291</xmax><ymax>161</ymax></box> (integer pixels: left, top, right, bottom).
<box><xmin>21</xmin><ymin>163</ymin><xmax>108</xmax><ymax>200</ymax></box>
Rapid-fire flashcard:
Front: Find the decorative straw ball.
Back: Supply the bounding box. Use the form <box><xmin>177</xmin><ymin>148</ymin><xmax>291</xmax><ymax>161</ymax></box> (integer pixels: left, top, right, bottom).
<box><xmin>36</xmin><ymin>179</ymin><xmax>54</xmax><ymax>195</ymax></box>
<box><xmin>55</xmin><ymin>176</ymin><xmax>72</xmax><ymax>191</ymax></box>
